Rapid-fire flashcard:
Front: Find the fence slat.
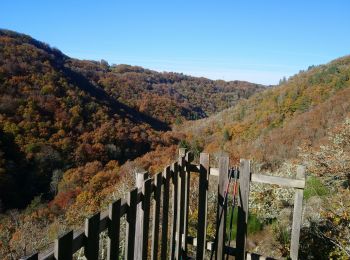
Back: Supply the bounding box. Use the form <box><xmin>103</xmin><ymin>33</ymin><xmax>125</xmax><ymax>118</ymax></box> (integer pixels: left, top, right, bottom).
<box><xmin>290</xmin><ymin>165</ymin><xmax>306</xmax><ymax>260</ymax></box>
<box><xmin>54</xmin><ymin>230</ymin><xmax>73</xmax><ymax>260</ymax></box>
<box><xmin>161</xmin><ymin>166</ymin><xmax>171</xmax><ymax>260</ymax></box>
<box><xmin>251</xmin><ymin>173</ymin><xmax>305</xmax><ymax>189</ymax></box>
<box><xmin>169</xmin><ymin>162</ymin><xmax>178</xmax><ymax>260</ymax></box>
<box><xmin>176</xmin><ymin>149</ymin><xmax>187</xmax><ymax>259</ymax></box>
<box><xmin>125</xmin><ymin>188</ymin><xmax>138</xmax><ymax>260</ymax></box>
<box><xmin>84</xmin><ymin>212</ymin><xmax>100</xmax><ymax>260</ymax></box>
<box><xmin>142</xmin><ymin>178</ymin><xmax>152</xmax><ymax>259</ymax></box>
<box><xmin>183</xmin><ymin>153</ymin><xmax>191</xmax><ymax>255</ymax></box>
<box><xmin>151</xmin><ymin>172</ymin><xmax>162</xmax><ymax>260</ymax></box>
<box><xmin>236</xmin><ymin>159</ymin><xmax>251</xmax><ymax>260</ymax></box>
<box><xmin>216</xmin><ymin>155</ymin><xmax>229</xmax><ymax>260</ymax></box>
<box><xmin>107</xmin><ymin>199</ymin><xmax>121</xmax><ymax>260</ymax></box>
<box><xmin>196</xmin><ymin>153</ymin><xmax>209</xmax><ymax>260</ymax></box>
<box><xmin>135</xmin><ymin>172</ymin><xmax>148</xmax><ymax>260</ymax></box>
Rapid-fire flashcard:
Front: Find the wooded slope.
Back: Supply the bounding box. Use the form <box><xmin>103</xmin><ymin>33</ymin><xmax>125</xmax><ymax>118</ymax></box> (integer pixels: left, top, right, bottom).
<box><xmin>178</xmin><ymin>55</ymin><xmax>350</xmax><ymax>168</ymax></box>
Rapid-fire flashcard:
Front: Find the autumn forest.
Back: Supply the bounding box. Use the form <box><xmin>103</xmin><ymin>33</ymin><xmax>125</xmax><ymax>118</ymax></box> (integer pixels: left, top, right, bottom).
<box><xmin>0</xmin><ymin>29</ymin><xmax>350</xmax><ymax>259</ymax></box>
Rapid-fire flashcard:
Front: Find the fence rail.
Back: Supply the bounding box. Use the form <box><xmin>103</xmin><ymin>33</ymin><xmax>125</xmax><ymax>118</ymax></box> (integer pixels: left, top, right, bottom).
<box><xmin>22</xmin><ymin>149</ymin><xmax>305</xmax><ymax>260</ymax></box>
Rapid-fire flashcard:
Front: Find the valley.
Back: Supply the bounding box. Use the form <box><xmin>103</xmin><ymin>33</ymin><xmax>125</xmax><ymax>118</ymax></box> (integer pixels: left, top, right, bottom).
<box><xmin>0</xmin><ymin>29</ymin><xmax>349</xmax><ymax>259</ymax></box>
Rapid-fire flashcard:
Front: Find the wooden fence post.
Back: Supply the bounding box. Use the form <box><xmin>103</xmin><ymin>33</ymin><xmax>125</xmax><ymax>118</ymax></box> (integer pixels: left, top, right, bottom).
<box><xmin>161</xmin><ymin>166</ymin><xmax>171</xmax><ymax>260</ymax></box>
<box><xmin>169</xmin><ymin>162</ymin><xmax>178</xmax><ymax>260</ymax></box>
<box><xmin>175</xmin><ymin>148</ymin><xmax>186</xmax><ymax>259</ymax></box>
<box><xmin>125</xmin><ymin>188</ymin><xmax>138</xmax><ymax>260</ymax></box>
<box><xmin>216</xmin><ymin>155</ymin><xmax>229</xmax><ymax>260</ymax></box>
<box><xmin>290</xmin><ymin>165</ymin><xmax>306</xmax><ymax>260</ymax></box>
<box><xmin>183</xmin><ymin>151</ymin><xmax>191</xmax><ymax>254</ymax></box>
<box><xmin>183</xmin><ymin>152</ymin><xmax>194</xmax><ymax>255</ymax></box>
<box><xmin>54</xmin><ymin>230</ymin><xmax>73</xmax><ymax>260</ymax></box>
<box><xmin>236</xmin><ymin>159</ymin><xmax>251</xmax><ymax>260</ymax></box>
<box><xmin>151</xmin><ymin>172</ymin><xmax>162</xmax><ymax>260</ymax></box>
<box><xmin>142</xmin><ymin>178</ymin><xmax>152</xmax><ymax>259</ymax></box>
<box><xmin>135</xmin><ymin>171</ymin><xmax>148</xmax><ymax>260</ymax></box>
<box><xmin>107</xmin><ymin>199</ymin><xmax>121</xmax><ymax>260</ymax></box>
<box><xmin>85</xmin><ymin>212</ymin><xmax>100</xmax><ymax>260</ymax></box>
<box><xmin>196</xmin><ymin>153</ymin><xmax>209</xmax><ymax>260</ymax></box>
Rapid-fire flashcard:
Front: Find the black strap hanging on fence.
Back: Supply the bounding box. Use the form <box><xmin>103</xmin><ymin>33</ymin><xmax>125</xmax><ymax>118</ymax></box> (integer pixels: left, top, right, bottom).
<box><xmin>210</xmin><ymin>167</ymin><xmax>236</xmax><ymax>260</ymax></box>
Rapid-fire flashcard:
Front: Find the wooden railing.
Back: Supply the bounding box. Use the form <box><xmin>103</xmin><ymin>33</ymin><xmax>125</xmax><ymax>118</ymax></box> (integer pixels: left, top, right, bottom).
<box><xmin>22</xmin><ymin>149</ymin><xmax>305</xmax><ymax>260</ymax></box>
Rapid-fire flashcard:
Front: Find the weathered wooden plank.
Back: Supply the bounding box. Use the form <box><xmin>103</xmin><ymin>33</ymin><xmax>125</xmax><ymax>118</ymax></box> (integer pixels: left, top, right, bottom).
<box><xmin>236</xmin><ymin>159</ymin><xmax>251</xmax><ymax>260</ymax></box>
<box><xmin>84</xmin><ymin>212</ymin><xmax>100</xmax><ymax>260</ymax></box>
<box><xmin>135</xmin><ymin>171</ymin><xmax>148</xmax><ymax>260</ymax></box>
<box><xmin>169</xmin><ymin>162</ymin><xmax>178</xmax><ymax>260</ymax></box>
<box><xmin>251</xmin><ymin>173</ymin><xmax>305</xmax><ymax>189</ymax></box>
<box><xmin>290</xmin><ymin>165</ymin><xmax>306</xmax><ymax>260</ymax></box>
<box><xmin>142</xmin><ymin>178</ymin><xmax>152</xmax><ymax>259</ymax></box>
<box><xmin>183</xmin><ymin>154</ymin><xmax>190</xmax><ymax>255</ymax></box>
<box><xmin>196</xmin><ymin>153</ymin><xmax>209</xmax><ymax>260</ymax></box>
<box><xmin>161</xmin><ymin>166</ymin><xmax>171</xmax><ymax>260</ymax></box>
<box><xmin>125</xmin><ymin>188</ymin><xmax>138</xmax><ymax>260</ymax></box>
<box><xmin>107</xmin><ymin>199</ymin><xmax>121</xmax><ymax>260</ymax></box>
<box><xmin>176</xmin><ymin>150</ymin><xmax>187</xmax><ymax>259</ymax></box>
<box><xmin>54</xmin><ymin>230</ymin><xmax>73</xmax><ymax>260</ymax></box>
<box><xmin>216</xmin><ymin>155</ymin><xmax>229</xmax><ymax>260</ymax></box>
<box><xmin>151</xmin><ymin>172</ymin><xmax>162</xmax><ymax>260</ymax></box>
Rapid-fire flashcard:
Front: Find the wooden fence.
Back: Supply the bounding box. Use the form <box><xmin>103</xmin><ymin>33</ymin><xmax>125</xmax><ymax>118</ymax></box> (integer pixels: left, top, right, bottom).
<box><xmin>22</xmin><ymin>149</ymin><xmax>305</xmax><ymax>260</ymax></box>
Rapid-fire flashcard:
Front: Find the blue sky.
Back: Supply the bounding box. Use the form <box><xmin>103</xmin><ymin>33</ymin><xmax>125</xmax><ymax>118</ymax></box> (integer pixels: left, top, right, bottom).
<box><xmin>1</xmin><ymin>1</ymin><xmax>349</xmax><ymax>85</ymax></box>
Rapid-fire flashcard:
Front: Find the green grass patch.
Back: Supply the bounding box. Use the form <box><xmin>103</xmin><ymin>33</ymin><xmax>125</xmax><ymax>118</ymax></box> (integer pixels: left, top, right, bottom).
<box><xmin>226</xmin><ymin>208</ymin><xmax>263</xmax><ymax>240</ymax></box>
<box><xmin>304</xmin><ymin>176</ymin><xmax>330</xmax><ymax>200</ymax></box>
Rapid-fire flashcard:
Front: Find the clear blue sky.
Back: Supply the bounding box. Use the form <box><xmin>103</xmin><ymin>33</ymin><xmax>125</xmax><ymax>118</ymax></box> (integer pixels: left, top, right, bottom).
<box><xmin>2</xmin><ymin>0</ymin><xmax>349</xmax><ymax>85</ymax></box>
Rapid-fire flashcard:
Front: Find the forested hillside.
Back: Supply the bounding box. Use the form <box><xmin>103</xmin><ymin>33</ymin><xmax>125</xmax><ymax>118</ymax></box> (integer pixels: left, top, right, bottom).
<box><xmin>0</xmin><ymin>29</ymin><xmax>262</xmax><ymax>212</ymax></box>
<box><xmin>69</xmin><ymin>59</ymin><xmax>263</xmax><ymax>123</ymax></box>
<box><xmin>178</xmin><ymin>55</ymin><xmax>350</xmax><ymax>168</ymax></box>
